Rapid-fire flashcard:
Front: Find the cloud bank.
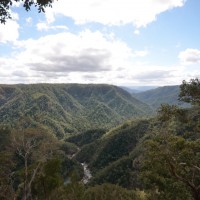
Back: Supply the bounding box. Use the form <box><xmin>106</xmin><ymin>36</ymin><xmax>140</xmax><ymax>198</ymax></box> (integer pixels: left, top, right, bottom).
<box><xmin>0</xmin><ymin>20</ymin><xmax>19</xmax><ymax>43</ymax></box>
<box><xmin>179</xmin><ymin>48</ymin><xmax>200</xmax><ymax>65</ymax></box>
<box><xmin>45</xmin><ymin>0</ymin><xmax>186</xmax><ymax>27</ymax></box>
<box><xmin>14</xmin><ymin>30</ymin><xmax>132</xmax><ymax>73</ymax></box>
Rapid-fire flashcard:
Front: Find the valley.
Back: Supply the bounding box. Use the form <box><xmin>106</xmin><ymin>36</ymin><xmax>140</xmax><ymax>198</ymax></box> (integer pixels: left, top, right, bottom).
<box><xmin>0</xmin><ymin>79</ymin><xmax>199</xmax><ymax>200</ymax></box>
<box><xmin>0</xmin><ymin>84</ymin><xmax>153</xmax><ymax>138</ymax></box>
<box><xmin>0</xmin><ymin>0</ymin><xmax>199</xmax><ymax>199</ymax></box>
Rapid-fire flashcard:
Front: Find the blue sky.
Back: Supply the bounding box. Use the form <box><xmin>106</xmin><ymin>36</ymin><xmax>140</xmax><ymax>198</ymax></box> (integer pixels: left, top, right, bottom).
<box><xmin>0</xmin><ymin>0</ymin><xmax>200</xmax><ymax>86</ymax></box>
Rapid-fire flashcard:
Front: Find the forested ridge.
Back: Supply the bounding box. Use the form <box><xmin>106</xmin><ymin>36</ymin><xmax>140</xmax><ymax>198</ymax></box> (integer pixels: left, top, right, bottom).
<box><xmin>133</xmin><ymin>85</ymin><xmax>190</xmax><ymax>109</ymax></box>
<box><xmin>0</xmin><ymin>84</ymin><xmax>153</xmax><ymax>138</ymax></box>
<box><xmin>1</xmin><ymin>79</ymin><xmax>200</xmax><ymax>199</ymax></box>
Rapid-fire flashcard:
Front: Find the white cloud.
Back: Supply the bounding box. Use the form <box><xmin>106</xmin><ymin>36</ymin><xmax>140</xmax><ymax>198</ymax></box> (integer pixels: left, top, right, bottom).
<box><xmin>12</xmin><ymin>1</ymin><xmax>21</xmax><ymax>7</ymax></box>
<box><xmin>134</xmin><ymin>50</ymin><xmax>149</xmax><ymax>57</ymax></box>
<box><xmin>46</xmin><ymin>0</ymin><xmax>186</xmax><ymax>27</ymax></box>
<box><xmin>115</xmin><ymin>63</ymin><xmax>186</xmax><ymax>86</ymax></box>
<box><xmin>131</xmin><ymin>70</ymin><xmax>177</xmax><ymax>85</ymax></box>
<box><xmin>36</xmin><ymin>22</ymin><xmax>49</xmax><ymax>31</ymax></box>
<box><xmin>179</xmin><ymin>48</ymin><xmax>200</xmax><ymax>65</ymax></box>
<box><xmin>26</xmin><ymin>17</ymin><xmax>32</xmax><ymax>24</ymax></box>
<box><xmin>0</xmin><ymin>20</ymin><xmax>19</xmax><ymax>43</ymax></box>
<box><xmin>0</xmin><ymin>28</ymin><xmax>192</xmax><ymax>86</ymax></box>
<box><xmin>1</xmin><ymin>30</ymin><xmax>133</xmax><ymax>84</ymax></box>
<box><xmin>36</xmin><ymin>22</ymin><xmax>68</xmax><ymax>31</ymax></box>
<box><xmin>134</xmin><ymin>30</ymin><xmax>140</xmax><ymax>35</ymax></box>
<box><xmin>0</xmin><ymin>24</ymin><xmax>195</xmax><ymax>86</ymax></box>
<box><xmin>10</xmin><ymin>11</ymin><xmax>19</xmax><ymax>21</ymax></box>
<box><xmin>45</xmin><ymin>10</ymin><xmax>55</xmax><ymax>24</ymax></box>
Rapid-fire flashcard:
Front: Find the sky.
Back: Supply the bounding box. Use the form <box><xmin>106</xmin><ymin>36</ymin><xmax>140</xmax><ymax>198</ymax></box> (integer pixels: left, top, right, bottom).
<box><xmin>0</xmin><ymin>0</ymin><xmax>200</xmax><ymax>86</ymax></box>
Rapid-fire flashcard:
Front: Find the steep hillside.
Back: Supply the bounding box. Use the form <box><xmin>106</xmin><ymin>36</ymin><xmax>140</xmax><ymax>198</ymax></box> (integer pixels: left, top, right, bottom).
<box><xmin>74</xmin><ymin>119</ymin><xmax>150</xmax><ymax>187</ymax></box>
<box><xmin>72</xmin><ymin>104</ymin><xmax>200</xmax><ymax>189</ymax></box>
<box><xmin>0</xmin><ymin>84</ymin><xmax>153</xmax><ymax>138</ymax></box>
<box><xmin>133</xmin><ymin>85</ymin><xmax>190</xmax><ymax>109</ymax></box>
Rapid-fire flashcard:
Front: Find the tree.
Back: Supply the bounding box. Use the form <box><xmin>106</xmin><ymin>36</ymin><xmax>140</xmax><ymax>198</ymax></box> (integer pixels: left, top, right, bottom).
<box><xmin>32</xmin><ymin>158</ymin><xmax>63</xmax><ymax>199</ymax></box>
<box><xmin>52</xmin><ymin>182</ymin><xmax>142</xmax><ymax>200</ymax></box>
<box><xmin>85</xmin><ymin>183</ymin><xmax>140</xmax><ymax>200</ymax></box>
<box><xmin>157</xmin><ymin>104</ymin><xmax>180</xmax><ymax>122</ymax></box>
<box><xmin>141</xmin><ymin>133</ymin><xmax>200</xmax><ymax>200</ymax></box>
<box><xmin>179</xmin><ymin>78</ymin><xmax>200</xmax><ymax>105</ymax></box>
<box><xmin>10</xmin><ymin>127</ymin><xmax>59</xmax><ymax>200</ymax></box>
<box><xmin>141</xmin><ymin>102</ymin><xmax>200</xmax><ymax>200</ymax></box>
<box><xmin>0</xmin><ymin>126</ymin><xmax>16</xmax><ymax>200</ymax></box>
<box><xmin>0</xmin><ymin>0</ymin><xmax>55</xmax><ymax>24</ymax></box>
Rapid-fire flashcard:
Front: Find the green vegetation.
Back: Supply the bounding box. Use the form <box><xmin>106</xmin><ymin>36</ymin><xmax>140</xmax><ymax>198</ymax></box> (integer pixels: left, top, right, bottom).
<box><xmin>0</xmin><ymin>84</ymin><xmax>153</xmax><ymax>138</ymax></box>
<box><xmin>66</xmin><ymin>128</ymin><xmax>107</xmax><ymax>147</ymax></box>
<box><xmin>84</xmin><ymin>183</ymin><xmax>141</xmax><ymax>200</ymax></box>
<box><xmin>1</xmin><ymin>79</ymin><xmax>200</xmax><ymax>199</ymax></box>
<box><xmin>134</xmin><ymin>85</ymin><xmax>190</xmax><ymax>109</ymax></box>
<box><xmin>73</xmin><ymin>119</ymin><xmax>150</xmax><ymax>188</ymax></box>
<box><xmin>179</xmin><ymin>78</ymin><xmax>200</xmax><ymax>105</ymax></box>
<box><xmin>0</xmin><ymin>126</ymin><xmax>84</xmax><ymax>200</ymax></box>
<box><xmin>140</xmin><ymin>79</ymin><xmax>200</xmax><ymax>200</ymax></box>
<box><xmin>49</xmin><ymin>182</ymin><xmax>145</xmax><ymax>200</ymax></box>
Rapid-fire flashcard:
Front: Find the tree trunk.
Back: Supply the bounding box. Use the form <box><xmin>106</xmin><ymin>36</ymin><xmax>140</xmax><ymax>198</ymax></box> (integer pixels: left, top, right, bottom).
<box><xmin>22</xmin><ymin>156</ymin><xmax>28</xmax><ymax>200</ymax></box>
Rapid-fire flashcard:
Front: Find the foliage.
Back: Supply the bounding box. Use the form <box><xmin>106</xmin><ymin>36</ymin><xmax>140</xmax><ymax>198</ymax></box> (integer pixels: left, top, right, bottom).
<box><xmin>89</xmin><ymin>120</ymin><xmax>149</xmax><ymax>172</ymax></box>
<box><xmin>85</xmin><ymin>183</ymin><xmax>141</xmax><ymax>200</ymax></box>
<box><xmin>0</xmin><ymin>127</ymin><xmax>63</xmax><ymax>199</ymax></box>
<box><xmin>74</xmin><ymin>119</ymin><xmax>150</xmax><ymax>188</ymax></box>
<box><xmin>0</xmin><ymin>127</ymin><xmax>15</xmax><ymax>199</ymax></box>
<box><xmin>32</xmin><ymin>158</ymin><xmax>63</xmax><ymax>199</ymax></box>
<box><xmin>66</xmin><ymin>128</ymin><xmax>107</xmax><ymax>147</ymax></box>
<box><xmin>60</xmin><ymin>156</ymin><xmax>84</xmax><ymax>182</ymax></box>
<box><xmin>60</xmin><ymin>141</ymin><xmax>79</xmax><ymax>156</ymax></box>
<box><xmin>179</xmin><ymin>78</ymin><xmax>200</xmax><ymax>105</ymax></box>
<box><xmin>0</xmin><ymin>125</ymin><xmax>11</xmax><ymax>150</ymax></box>
<box><xmin>13</xmin><ymin>128</ymin><xmax>60</xmax><ymax>199</ymax></box>
<box><xmin>75</xmin><ymin>140</ymin><xmax>100</xmax><ymax>163</ymax></box>
<box><xmin>2</xmin><ymin>80</ymin><xmax>200</xmax><ymax>198</ymax></box>
<box><xmin>0</xmin><ymin>84</ymin><xmax>153</xmax><ymax>138</ymax></box>
<box><xmin>0</xmin><ymin>0</ymin><xmax>54</xmax><ymax>24</ymax></box>
<box><xmin>141</xmin><ymin>134</ymin><xmax>194</xmax><ymax>199</ymax></box>
<box><xmin>90</xmin><ymin>156</ymin><xmax>141</xmax><ymax>188</ymax></box>
<box><xmin>141</xmin><ymin>103</ymin><xmax>200</xmax><ymax>200</ymax></box>
<box><xmin>58</xmin><ymin>182</ymin><xmax>86</xmax><ymax>200</ymax></box>
<box><xmin>134</xmin><ymin>85</ymin><xmax>189</xmax><ymax>109</ymax></box>
<box><xmin>157</xmin><ymin>104</ymin><xmax>184</xmax><ymax>122</ymax></box>
<box><xmin>50</xmin><ymin>182</ymin><xmax>143</xmax><ymax>200</ymax></box>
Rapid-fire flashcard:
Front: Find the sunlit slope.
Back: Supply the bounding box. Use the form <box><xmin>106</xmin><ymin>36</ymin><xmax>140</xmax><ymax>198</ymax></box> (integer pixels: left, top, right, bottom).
<box><xmin>133</xmin><ymin>85</ymin><xmax>189</xmax><ymax>109</ymax></box>
<box><xmin>0</xmin><ymin>84</ymin><xmax>153</xmax><ymax>138</ymax></box>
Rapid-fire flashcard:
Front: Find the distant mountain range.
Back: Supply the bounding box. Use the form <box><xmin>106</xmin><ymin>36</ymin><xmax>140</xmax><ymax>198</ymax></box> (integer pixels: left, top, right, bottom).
<box><xmin>0</xmin><ymin>84</ymin><xmax>153</xmax><ymax>138</ymax></box>
<box><xmin>132</xmin><ymin>85</ymin><xmax>190</xmax><ymax>109</ymax></box>
<box><xmin>120</xmin><ymin>86</ymin><xmax>158</xmax><ymax>93</ymax></box>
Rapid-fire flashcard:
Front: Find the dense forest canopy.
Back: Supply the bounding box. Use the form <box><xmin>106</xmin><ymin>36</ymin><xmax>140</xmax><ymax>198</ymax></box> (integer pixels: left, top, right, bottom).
<box><xmin>141</xmin><ymin>79</ymin><xmax>200</xmax><ymax>200</ymax></box>
<box><xmin>0</xmin><ymin>84</ymin><xmax>153</xmax><ymax>138</ymax></box>
<box><xmin>0</xmin><ymin>78</ymin><xmax>200</xmax><ymax>199</ymax></box>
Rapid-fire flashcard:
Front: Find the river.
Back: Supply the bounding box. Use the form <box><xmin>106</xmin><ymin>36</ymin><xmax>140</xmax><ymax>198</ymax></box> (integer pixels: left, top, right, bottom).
<box><xmin>67</xmin><ymin>147</ymin><xmax>92</xmax><ymax>184</ymax></box>
<box><xmin>81</xmin><ymin>162</ymin><xmax>92</xmax><ymax>184</ymax></box>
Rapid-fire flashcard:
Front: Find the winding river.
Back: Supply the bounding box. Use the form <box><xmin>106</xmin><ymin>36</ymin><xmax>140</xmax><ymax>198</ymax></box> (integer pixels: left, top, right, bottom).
<box><xmin>67</xmin><ymin>148</ymin><xmax>92</xmax><ymax>184</ymax></box>
<box><xmin>81</xmin><ymin>163</ymin><xmax>92</xmax><ymax>184</ymax></box>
